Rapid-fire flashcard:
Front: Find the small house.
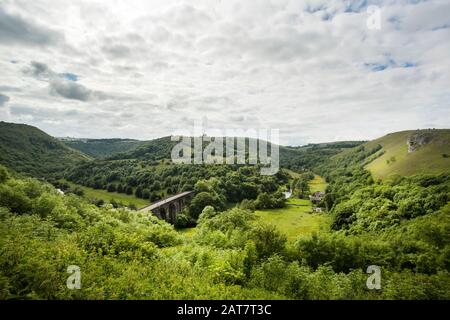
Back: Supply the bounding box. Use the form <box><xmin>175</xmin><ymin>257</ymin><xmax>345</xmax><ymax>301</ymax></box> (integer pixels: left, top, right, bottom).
<box><xmin>309</xmin><ymin>191</ymin><xmax>325</xmax><ymax>204</ymax></box>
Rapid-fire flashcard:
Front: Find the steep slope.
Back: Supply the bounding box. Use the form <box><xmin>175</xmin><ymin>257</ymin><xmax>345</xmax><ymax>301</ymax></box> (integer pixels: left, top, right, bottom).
<box><xmin>61</xmin><ymin>138</ymin><xmax>145</xmax><ymax>158</ymax></box>
<box><xmin>109</xmin><ymin>136</ymin><xmax>176</xmax><ymax>160</ymax></box>
<box><xmin>364</xmin><ymin>129</ymin><xmax>450</xmax><ymax>179</ymax></box>
<box><xmin>281</xmin><ymin>141</ymin><xmax>364</xmax><ymax>171</ymax></box>
<box><xmin>0</xmin><ymin>121</ymin><xmax>89</xmax><ymax>177</ymax></box>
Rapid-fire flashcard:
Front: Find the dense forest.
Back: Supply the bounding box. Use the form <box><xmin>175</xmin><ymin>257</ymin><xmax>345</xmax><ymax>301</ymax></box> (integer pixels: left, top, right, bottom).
<box><xmin>63</xmin><ymin>161</ymin><xmax>290</xmax><ymax>226</ymax></box>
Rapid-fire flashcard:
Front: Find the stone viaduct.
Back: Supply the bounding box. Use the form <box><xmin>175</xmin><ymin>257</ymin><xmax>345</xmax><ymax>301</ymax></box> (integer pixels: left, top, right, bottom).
<box><xmin>139</xmin><ymin>191</ymin><xmax>194</xmax><ymax>224</ymax></box>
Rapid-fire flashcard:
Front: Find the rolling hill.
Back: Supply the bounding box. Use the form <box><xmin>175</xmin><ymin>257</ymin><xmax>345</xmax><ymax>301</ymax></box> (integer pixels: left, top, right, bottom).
<box><xmin>108</xmin><ymin>136</ymin><xmax>177</xmax><ymax>160</ymax></box>
<box><xmin>364</xmin><ymin>129</ymin><xmax>450</xmax><ymax>179</ymax></box>
<box><xmin>0</xmin><ymin>121</ymin><xmax>89</xmax><ymax>177</ymax></box>
<box><xmin>106</xmin><ymin>136</ymin><xmax>363</xmax><ymax>169</ymax></box>
<box><xmin>2</xmin><ymin>121</ymin><xmax>448</xmax><ymax>181</ymax></box>
<box><xmin>61</xmin><ymin>138</ymin><xmax>145</xmax><ymax>158</ymax></box>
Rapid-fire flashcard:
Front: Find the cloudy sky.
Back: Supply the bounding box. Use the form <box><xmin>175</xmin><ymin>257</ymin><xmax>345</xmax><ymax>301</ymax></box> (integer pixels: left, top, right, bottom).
<box><xmin>0</xmin><ymin>0</ymin><xmax>449</xmax><ymax>145</ymax></box>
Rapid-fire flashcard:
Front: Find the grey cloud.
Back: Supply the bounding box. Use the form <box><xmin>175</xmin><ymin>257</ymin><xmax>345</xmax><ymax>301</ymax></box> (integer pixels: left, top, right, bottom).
<box><xmin>101</xmin><ymin>33</ymin><xmax>148</xmax><ymax>60</ymax></box>
<box><xmin>23</xmin><ymin>61</ymin><xmax>55</xmax><ymax>79</ymax></box>
<box><xmin>10</xmin><ymin>105</ymin><xmax>36</xmax><ymax>116</ymax></box>
<box><xmin>229</xmin><ymin>115</ymin><xmax>244</xmax><ymax>122</ymax></box>
<box><xmin>9</xmin><ymin>105</ymin><xmax>67</xmax><ymax>120</ymax></box>
<box><xmin>113</xmin><ymin>65</ymin><xmax>137</xmax><ymax>73</ymax></box>
<box><xmin>194</xmin><ymin>96</ymin><xmax>235</xmax><ymax>111</ymax></box>
<box><xmin>49</xmin><ymin>79</ymin><xmax>93</xmax><ymax>101</ymax></box>
<box><xmin>64</xmin><ymin>110</ymin><xmax>80</xmax><ymax>117</ymax></box>
<box><xmin>49</xmin><ymin>77</ymin><xmax>111</xmax><ymax>102</ymax></box>
<box><xmin>23</xmin><ymin>61</ymin><xmax>109</xmax><ymax>102</ymax></box>
<box><xmin>0</xmin><ymin>7</ymin><xmax>63</xmax><ymax>46</ymax></box>
<box><xmin>166</xmin><ymin>100</ymin><xmax>182</xmax><ymax>111</ymax></box>
<box><xmin>150</xmin><ymin>61</ymin><xmax>169</xmax><ymax>71</ymax></box>
<box><xmin>0</xmin><ymin>85</ymin><xmax>21</xmax><ymax>92</ymax></box>
<box><xmin>120</xmin><ymin>112</ymin><xmax>134</xmax><ymax>118</ymax></box>
<box><xmin>10</xmin><ymin>104</ymin><xmax>94</xmax><ymax>120</ymax></box>
<box><xmin>102</xmin><ymin>44</ymin><xmax>132</xmax><ymax>59</ymax></box>
<box><xmin>0</xmin><ymin>94</ymin><xmax>10</xmax><ymax>106</ymax></box>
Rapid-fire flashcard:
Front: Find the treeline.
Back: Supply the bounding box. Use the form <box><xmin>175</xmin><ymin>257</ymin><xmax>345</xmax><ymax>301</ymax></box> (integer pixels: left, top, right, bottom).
<box><xmin>175</xmin><ymin>176</ymin><xmax>287</xmax><ymax>228</ymax></box>
<box><xmin>64</xmin><ymin>160</ymin><xmax>289</xmax><ymax>214</ymax></box>
<box><xmin>280</xmin><ymin>142</ymin><xmax>364</xmax><ymax>172</ymax></box>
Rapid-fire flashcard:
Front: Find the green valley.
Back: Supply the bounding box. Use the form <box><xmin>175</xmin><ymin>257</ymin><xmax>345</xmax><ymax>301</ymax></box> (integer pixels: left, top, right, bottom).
<box><xmin>2</xmin><ymin>0</ymin><xmax>449</xmax><ymax>307</ymax></box>
<box><xmin>0</xmin><ymin>121</ymin><xmax>449</xmax><ymax>300</ymax></box>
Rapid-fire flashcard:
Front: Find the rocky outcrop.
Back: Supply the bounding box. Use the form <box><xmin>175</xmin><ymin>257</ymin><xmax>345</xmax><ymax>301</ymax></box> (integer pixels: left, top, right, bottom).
<box><xmin>407</xmin><ymin>132</ymin><xmax>431</xmax><ymax>153</ymax></box>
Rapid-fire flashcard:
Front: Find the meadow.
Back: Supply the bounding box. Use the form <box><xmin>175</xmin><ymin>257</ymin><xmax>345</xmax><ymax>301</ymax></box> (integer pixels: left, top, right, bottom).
<box><xmin>255</xmin><ymin>198</ymin><xmax>330</xmax><ymax>241</ymax></box>
<box><xmin>68</xmin><ymin>182</ymin><xmax>150</xmax><ymax>208</ymax></box>
<box><xmin>308</xmin><ymin>175</ymin><xmax>327</xmax><ymax>193</ymax></box>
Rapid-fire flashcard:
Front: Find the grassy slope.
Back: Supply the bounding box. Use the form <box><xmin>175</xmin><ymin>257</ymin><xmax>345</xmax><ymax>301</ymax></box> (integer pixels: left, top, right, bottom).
<box><xmin>0</xmin><ymin>121</ymin><xmax>89</xmax><ymax>177</ymax></box>
<box><xmin>284</xmin><ymin>168</ymin><xmax>301</xmax><ymax>179</ymax></box>
<box><xmin>62</xmin><ymin>139</ymin><xmax>145</xmax><ymax>158</ymax></box>
<box><xmin>364</xmin><ymin>129</ymin><xmax>450</xmax><ymax>180</ymax></box>
<box><xmin>68</xmin><ymin>182</ymin><xmax>150</xmax><ymax>208</ymax></box>
<box><xmin>309</xmin><ymin>175</ymin><xmax>327</xmax><ymax>193</ymax></box>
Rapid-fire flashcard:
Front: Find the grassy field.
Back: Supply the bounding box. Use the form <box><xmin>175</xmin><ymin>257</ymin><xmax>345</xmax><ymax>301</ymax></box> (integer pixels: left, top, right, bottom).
<box><xmin>68</xmin><ymin>182</ymin><xmax>150</xmax><ymax>208</ymax></box>
<box><xmin>255</xmin><ymin>198</ymin><xmax>330</xmax><ymax>241</ymax></box>
<box><xmin>176</xmin><ymin>174</ymin><xmax>331</xmax><ymax>240</ymax></box>
<box><xmin>309</xmin><ymin>175</ymin><xmax>327</xmax><ymax>193</ymax></box>
<box><xmin>363</xmin><ymin>129</ymin><xmax>450</xmax><ymax>180</ymax></box>
<box><xmin>179</xmin><ymin>198</ymin><xmax>331</xmax><ymax>241</ymax></box>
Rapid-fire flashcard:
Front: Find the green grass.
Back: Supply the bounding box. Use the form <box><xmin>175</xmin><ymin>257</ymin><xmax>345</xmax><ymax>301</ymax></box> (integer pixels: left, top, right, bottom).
<box><xmin>178</xmin><ymin>227</ymin><xmax>197</xmax><ymax>237</ymax></box>
<box><xmin>284</xmin><ymin>169</ymin><xmax>302</xmax><ymax>179</ymax></box>
<box><xmin>69</xmin><ymin>182</ymin><xmax>150</xmax><ymax>208</ymax></box>
<box><xmin>364</xmin><ymin>129</ymin><xmax>450</xmax><ymax>180</ymax></box>
<box><xmin>309</xmin><ymin>175</ymin><xmax>327</xmax><ymax>193</ymax></box>
<box><xmin>177</xmin><ymin>175</ymin><xmax>331</xmax><ymax>240</ymax></box>
<box><xmin>178</xmin><ymin>200</ymin><xmax>331</xmax><ymax>241</ymax></box>
<box><xmin>255</xmin><ymin>198</ymin><xmax>330</xmax><ymax>241</ymax></box>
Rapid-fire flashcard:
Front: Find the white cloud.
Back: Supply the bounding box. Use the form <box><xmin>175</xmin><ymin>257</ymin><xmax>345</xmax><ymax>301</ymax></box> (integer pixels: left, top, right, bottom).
<box><xmin>0</xmin><ymin>0</ymin><xmax>449</xmax><ymax>144</ymax></box>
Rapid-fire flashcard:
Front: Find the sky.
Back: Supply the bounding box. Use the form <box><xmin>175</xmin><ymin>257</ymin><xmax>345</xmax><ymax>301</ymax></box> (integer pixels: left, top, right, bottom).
<box><xmin>0</xmin><ymin>0</ymin><xmax>449</xmax><ymax>146</ymax></box>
